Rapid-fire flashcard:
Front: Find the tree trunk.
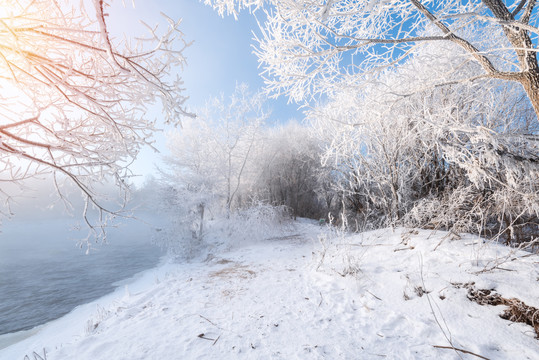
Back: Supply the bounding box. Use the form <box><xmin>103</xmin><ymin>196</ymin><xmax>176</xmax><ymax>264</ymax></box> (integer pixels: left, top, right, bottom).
<box><xmin>480</xmin><ymin>1</ymin><xmax>539</xmax><ymax>119</ymax></box>
<box><xmin>198</xmin><ymin>203</ymin><xmax>205</xmax><ymax>240</ymax></box>
<box><xmin>520</xmin><ymin>71</ymin><xmax>539</xmax><ymax>120</ymax></box>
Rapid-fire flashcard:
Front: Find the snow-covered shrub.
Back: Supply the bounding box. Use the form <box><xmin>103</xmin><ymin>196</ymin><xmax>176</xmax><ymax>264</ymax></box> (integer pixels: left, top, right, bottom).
<box><xmin>310</xmin><ymin>39</ymin><xmax>539</xmax><ymax>244</ymax></box>
<box><xmin>314</xmin><ymin>224</ymin><xmax>362</xmax><ymax>277</ymax></box>
<box><xmin>211</xmin><ymin>202</ymin><xmax>295</xmax><ymax>249</ymax></box>
<box><xmin>152</xmin><ymin>183</ymin><xmax>215</xmax><ymax>260</ymax></box>
<box><xmin>487</xmin><ymin>186</ymin><xmax>539</xmax><ymax>248</ymax></box>
<box><xmin>404</xmin><ymin>184</ymin><xmax>539</xmax><ymax>249</ymax></box>
<box><xmin>403</xmin><ymin>186</ymin><xmax>491</xmax><ymax>236</ymax></box>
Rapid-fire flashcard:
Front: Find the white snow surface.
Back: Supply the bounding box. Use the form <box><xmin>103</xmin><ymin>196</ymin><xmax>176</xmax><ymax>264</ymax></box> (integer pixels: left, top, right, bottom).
<box><xmin>1</xmin><ymin>223</ymin><xmax>538</xmax><ymax>359</ymax></box>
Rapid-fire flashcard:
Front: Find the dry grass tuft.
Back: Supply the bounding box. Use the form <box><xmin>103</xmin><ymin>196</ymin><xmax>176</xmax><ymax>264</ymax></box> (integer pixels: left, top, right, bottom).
<box><xmin>500</xmin><ymin>298</ymin><xmax>539</xmax><ymax>337</ymax></box>
<box><xmin>459</xmin><ymin>283</ymin><xmax>539</xmax><ymax>338</ymax></box>
<box><xmin>209</xmin><ymin>264</ymin><xmax>256</xmax><ymax>280</ymax></box>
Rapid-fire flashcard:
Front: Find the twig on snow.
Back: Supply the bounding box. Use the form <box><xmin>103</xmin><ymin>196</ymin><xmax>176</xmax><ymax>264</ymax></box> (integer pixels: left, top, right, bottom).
<box><xmin>197</xmin><ymin>333</ymin><xmax>216</xmax><ymax>341</ymax></box>
<box><xmin>199</xmin><ymin>314</ymin><xmax>243</xmax><ymax>338</ymax></box>
<box><xmin>394</xmin><ymin>246</ymin><xmax>415</xmax><ymax>252</ymax></box>
<box><xmin>419</xmin><ymin>255</ymin><xmax>464</xmax><ymax>360</ymax></box>
<box><xmin>433</xmin><ymin>345</ymin><xmax>490</xmax><ymax>360</ymax></box>
<box><xmin>367</xmin><ymin>290</ymin><xmax>382</xmax><ymax>301</ymax></box>
<box><xmin>200</xmin><ymin>315</ymin><xmax>222</xmax><ymax>329</ymax></box>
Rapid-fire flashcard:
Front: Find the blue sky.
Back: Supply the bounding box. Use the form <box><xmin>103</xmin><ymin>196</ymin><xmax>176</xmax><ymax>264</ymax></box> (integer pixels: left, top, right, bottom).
<box><xmin>108</xmin><ymin>0</ymin><xmax>302</xmax><ymax>183</ymax></box>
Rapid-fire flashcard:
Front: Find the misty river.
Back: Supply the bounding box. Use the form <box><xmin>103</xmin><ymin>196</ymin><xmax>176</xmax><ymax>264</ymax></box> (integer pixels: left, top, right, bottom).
<box><xmin>0</xmin><ymin>216</ymin><xmax>164</xmax><ymax>339</ymax></box>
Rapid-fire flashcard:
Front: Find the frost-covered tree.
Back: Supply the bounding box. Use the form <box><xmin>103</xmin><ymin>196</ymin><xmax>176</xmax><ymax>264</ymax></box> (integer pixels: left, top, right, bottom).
<box><xmin>159</xmin><ymin>84</ymin><xmax>268</xmax><ymax>254</ymax></box>
<box><xmin>166</xmin><ymin>84</ymin><xmax>268</xmax><ymax>213</ymax></box>
<box><xmin>209</xmin><ymin>0</ymin><xmax>539</xmax><ymax>118</ymax></box>
<box><xmin>311</xmin><ymin>40</ymin><xmax>539</xmax><ymax>242</ymax></box>
<box><xmin>0</xmin><ymin>0</ymin><xmax>190</xmax><ymax>239</ymax></box>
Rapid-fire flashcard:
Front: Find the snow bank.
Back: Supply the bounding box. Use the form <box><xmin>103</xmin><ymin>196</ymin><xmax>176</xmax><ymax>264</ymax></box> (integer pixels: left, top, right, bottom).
<box><xmin>1</xmin><ymin>225</ymin><xmax>537</xmax><ymax>359</ymax></box>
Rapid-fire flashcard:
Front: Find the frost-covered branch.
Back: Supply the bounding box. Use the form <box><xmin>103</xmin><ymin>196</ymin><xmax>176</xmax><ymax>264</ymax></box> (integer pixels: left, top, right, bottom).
<box><xmin>0</xmin><ymin>0</ymin><xmax>192</xmax><ymax>243</ymax></box>
<box><xmin>208</xmin><ymin>0</ymin><xmax>539</xmax><ymax>117</ymax></box>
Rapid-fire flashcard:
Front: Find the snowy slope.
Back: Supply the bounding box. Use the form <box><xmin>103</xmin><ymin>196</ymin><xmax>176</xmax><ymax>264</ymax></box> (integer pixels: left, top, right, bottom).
<box><xmin>1</xmin><ymin>224</ymin><xmax>538</xmax><ymax>359</ymax></box>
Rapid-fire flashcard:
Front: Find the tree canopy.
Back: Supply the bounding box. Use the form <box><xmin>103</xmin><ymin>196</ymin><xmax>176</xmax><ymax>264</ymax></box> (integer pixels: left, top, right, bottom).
<box><xmin>210</xmin><ymin>0</ymin><xmax>539</xmax><ymax>117</ymax></box>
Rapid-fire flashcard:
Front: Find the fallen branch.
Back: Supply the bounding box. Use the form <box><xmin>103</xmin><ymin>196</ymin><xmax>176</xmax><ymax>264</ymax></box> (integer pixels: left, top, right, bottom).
<box><xmin>433</xmin><ymin>345</ymin><xmax>490</xmax><ymax>360</ymax></box>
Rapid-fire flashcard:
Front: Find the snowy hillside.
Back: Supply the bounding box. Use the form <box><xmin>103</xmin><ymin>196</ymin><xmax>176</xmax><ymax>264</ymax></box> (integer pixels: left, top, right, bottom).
<box><xmin>1</xmin><ymin>224</ymin><xmax>538</xmax><ymax>360</ymax></box>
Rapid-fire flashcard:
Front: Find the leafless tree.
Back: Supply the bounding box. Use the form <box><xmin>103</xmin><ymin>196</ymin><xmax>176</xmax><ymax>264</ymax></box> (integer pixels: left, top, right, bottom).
<box><xmin>161</xmin><ymin>83</ymin><xmax>268</xmax><ymax>252</ymax></box>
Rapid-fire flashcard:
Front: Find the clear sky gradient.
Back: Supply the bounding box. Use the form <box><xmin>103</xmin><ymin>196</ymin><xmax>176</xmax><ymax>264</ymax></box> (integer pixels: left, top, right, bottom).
<box><xmin>108</xmin><ymin>0</ymin><xmax>303</xmax><ymax>184</ymax></box>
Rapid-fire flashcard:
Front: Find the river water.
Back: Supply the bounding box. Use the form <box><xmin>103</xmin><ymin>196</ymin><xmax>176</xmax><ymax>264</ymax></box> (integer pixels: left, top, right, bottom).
<box><xmin>0</xmin><ymin>216</ymin><xmax>164</xmax><ymax>337</ymax></box>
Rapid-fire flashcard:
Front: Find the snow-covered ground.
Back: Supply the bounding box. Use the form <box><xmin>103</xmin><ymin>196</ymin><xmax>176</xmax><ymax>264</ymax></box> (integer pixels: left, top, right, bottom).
<box><xmin>1</xmin><ymin>223</ymin><xmax>538</xmax><ymax>359</ymax></box>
